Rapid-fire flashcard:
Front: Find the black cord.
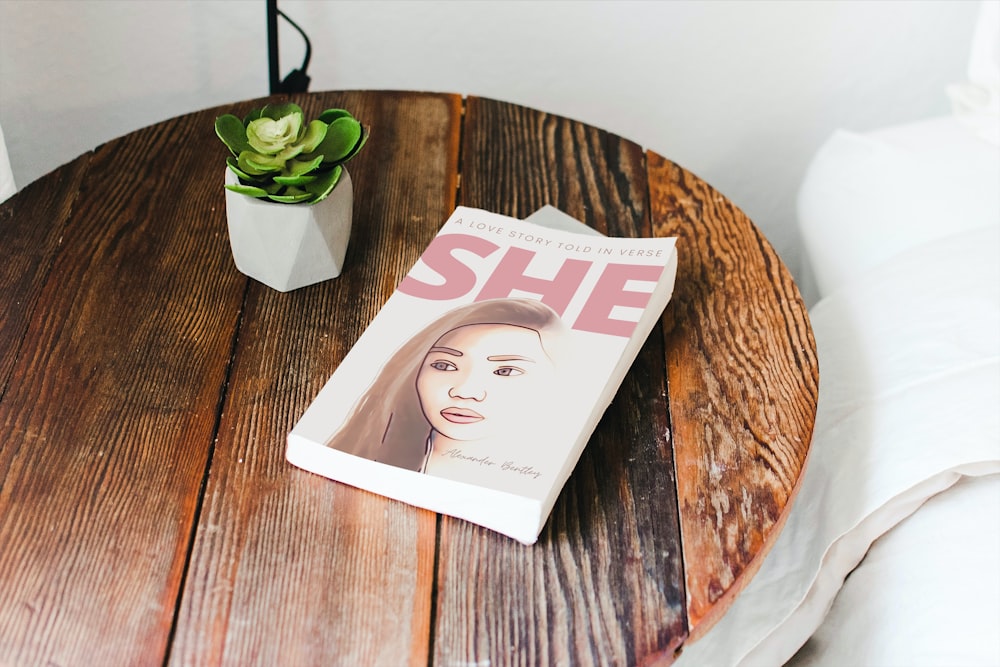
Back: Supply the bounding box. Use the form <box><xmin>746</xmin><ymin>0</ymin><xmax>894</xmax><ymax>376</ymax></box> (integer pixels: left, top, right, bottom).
<box><xmin>269</xmin><ymin>6</ymin><xmax>312</xmax><ymax>94</ymax></box>
<box><xmin>267</xmin><ymin>0</ymin><xmax>280</xmax><ymax>93</ymax></box>
<box><xmin>278</xmin><ymin>9</ymin><xmax>312</xmax><ymax>76</ymax></box>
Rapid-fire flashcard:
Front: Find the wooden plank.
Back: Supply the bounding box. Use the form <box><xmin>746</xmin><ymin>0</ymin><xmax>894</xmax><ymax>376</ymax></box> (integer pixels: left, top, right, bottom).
<box><xmin>168</xmin><ymin>91</ymin><xmax>462</xmax><ymax>666</ymax></box>
<box><xmin>0</xmin><ymin>110</ymin><xmax>247</xmax><ymax>664</ymax></box>
<box><xmin>0</xmin><ymin>155</ymin><xmax>89</xmax><ymax>393</ymax></box>
<box><xmin>646</xmin><ymin>152</ymin><xmax>818</xmax><ymax>640</ymax></box>
<box><xmin>431</xmin><ymin>96</ymin><xmax>687</xmax><ymax>666</ymax></box>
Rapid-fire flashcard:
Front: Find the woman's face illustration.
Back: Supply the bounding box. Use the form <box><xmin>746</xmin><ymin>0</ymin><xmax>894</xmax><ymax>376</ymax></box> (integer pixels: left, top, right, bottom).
<box><xmin>415</xmin><ymin>323</ymin><xmax>555</xmax><ymax>442</ymax></box>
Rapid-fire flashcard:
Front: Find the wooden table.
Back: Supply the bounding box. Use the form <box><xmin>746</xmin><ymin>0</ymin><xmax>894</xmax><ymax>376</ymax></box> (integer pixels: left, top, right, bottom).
<box><xmin>0</xmin><ymin>91</ymin><xmax>818</xmax><ymax>665</ymax></box>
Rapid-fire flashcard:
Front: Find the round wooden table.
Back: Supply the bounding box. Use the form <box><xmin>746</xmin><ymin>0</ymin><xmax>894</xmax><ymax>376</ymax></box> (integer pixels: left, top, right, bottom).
<box><xmin>0</xmin><ymin>91</ymin><xmax>817</xmax><ymax>665</ymax></box>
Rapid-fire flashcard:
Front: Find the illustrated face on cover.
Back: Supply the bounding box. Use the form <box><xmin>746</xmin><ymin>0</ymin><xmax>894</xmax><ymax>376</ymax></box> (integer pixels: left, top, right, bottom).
<box><xmin>319</xmin><ymin>298</ymin><xmax>568</xmax><ymax>476</ymax></box>
<box><xmin>415</xmin><ymin>323</ymin><xmax>556</xmax><ymax>444</ymax></box>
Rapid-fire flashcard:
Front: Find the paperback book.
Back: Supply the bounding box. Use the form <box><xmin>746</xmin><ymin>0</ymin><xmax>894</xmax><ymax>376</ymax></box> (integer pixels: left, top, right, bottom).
<box><xmin>287</xmin><ymin>206</ymin><xmax>678</xmax><ymax>544</ymax></box>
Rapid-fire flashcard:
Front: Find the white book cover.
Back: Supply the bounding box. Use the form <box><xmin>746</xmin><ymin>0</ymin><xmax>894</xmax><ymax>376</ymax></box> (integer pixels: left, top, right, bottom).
<box><xmin>287</xmin><ymin>206</ymin><xmax>677</xmax><ymax>544</ymax></box>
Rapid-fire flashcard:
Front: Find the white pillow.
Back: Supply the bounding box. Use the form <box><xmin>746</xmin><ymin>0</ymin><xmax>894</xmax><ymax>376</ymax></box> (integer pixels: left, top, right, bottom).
<box><xmin>797</xmin><ymin>117</ymin><xmax>1000</xmax><ymax>300</ymax></box>
<box><xmin>788</xmin><ymin>473</ymin><xmax>1000</xmax><ymax>667</ymax></box>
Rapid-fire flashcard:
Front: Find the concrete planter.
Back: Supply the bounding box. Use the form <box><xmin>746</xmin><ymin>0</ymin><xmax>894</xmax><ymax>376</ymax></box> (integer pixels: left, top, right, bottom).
<box><xmin>224</xmin><ymin>168</ymin><xmax>353</xmax><ymax>292</ymax></box>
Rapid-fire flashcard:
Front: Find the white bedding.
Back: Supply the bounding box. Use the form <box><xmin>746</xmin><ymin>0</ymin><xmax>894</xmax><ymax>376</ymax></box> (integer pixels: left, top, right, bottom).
<box><xmin>796</xmin><ymin>117</ymin><xmax>1000</xmax><ymax>300</ymax></box>
<box><xmin>790</xmin><ymin>473</ymin><xmax>1000</xmax><ymax>666</ymax></box>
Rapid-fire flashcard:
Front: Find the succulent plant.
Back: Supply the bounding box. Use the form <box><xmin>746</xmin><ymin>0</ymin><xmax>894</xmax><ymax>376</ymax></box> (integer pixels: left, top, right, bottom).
<box><xmin>215</xmin><ymin>102</ymin><xmax>368</xmax><ymax>204</ymax></box>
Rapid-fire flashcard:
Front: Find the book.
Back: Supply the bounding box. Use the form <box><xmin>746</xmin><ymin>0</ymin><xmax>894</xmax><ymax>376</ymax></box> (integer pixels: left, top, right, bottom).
<box><xmin>286</xmin><ymin>206</ymin><xmax>678</xmax><ymax>544</ymax></box>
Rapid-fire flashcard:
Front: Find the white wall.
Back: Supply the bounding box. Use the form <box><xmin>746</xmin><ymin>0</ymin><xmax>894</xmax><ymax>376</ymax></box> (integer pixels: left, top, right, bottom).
<box><xmin>0</xmin><ymin>0</ymin><xmax>982</xmax><ymax>299</ymax></box>
<box><xmin>0</xmin><ymin>1</ymin><xmax>265</xmax><ymax>185</ymax></box>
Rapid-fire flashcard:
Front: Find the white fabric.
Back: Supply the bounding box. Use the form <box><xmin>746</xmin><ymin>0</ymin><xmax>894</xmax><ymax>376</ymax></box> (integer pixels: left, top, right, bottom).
<box><xmin>947</xmin><ymin>0</ymin><xmax>1000</xmax><ymax>145</ymax></box>
<box><xmin>797</xmin><ymin>117</ymin><xmax>1000</xmax><ymax>299</ymax></box>
<box><xmin>0</xmin><ymin>121</ymin><xmax>15</xmax><ymax>203</ymax></box>
<box><xmin>788</xmin><ymin>473</ymin><xmax>1000</xmax><ymax>667</ymax></box>
<box><xmin>674</xmin><ymin>225</ymin><xmax>1000</xmax><ymax>667</ymax></box>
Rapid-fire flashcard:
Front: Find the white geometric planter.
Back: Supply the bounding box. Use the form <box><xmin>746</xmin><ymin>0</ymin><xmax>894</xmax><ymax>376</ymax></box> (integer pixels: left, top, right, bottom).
<box><xmin>224</xmin><ymin>168</ymin><xmax>353</xmax><ymax>292</ymax></box>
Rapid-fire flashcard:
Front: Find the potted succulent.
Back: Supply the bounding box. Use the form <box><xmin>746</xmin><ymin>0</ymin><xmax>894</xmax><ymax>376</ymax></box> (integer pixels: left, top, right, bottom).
<box><xmin>214</xmin><ymin>102</ymin><xmax>368</xmax><ymax>292</ymax></box>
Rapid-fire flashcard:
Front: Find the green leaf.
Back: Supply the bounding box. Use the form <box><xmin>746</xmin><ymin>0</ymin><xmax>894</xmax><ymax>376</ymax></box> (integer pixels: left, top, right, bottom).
<box><xmin>260</xmin><ymin>102</ymin><xmax>303</xmax><ymax>121</ymax></box>
<box><xmin>285</xmin><ymin>154</ymin><xmax>324</xmax><ymax>176</ymax></box>
<box><xmin>243</xmin><ymin>107</ymin><xmax>265</xmax><ymax>124</ymax></box>
<box><xmin>236</xmin><ymin>152</ymin><xmax>271</xmax><ymax>176</ymax></box>
<box><xmin>318</xmin><ymin>108</ymin><xmax>352</xmax><ymax>124</ymax></box>
<box><xmin>308</xmin><ymin>117</ymin><xmax>362</xmax><ymax>164</ymax></box>
<box><xmin>225</xmin><ymin>182</ymin><xmax>270</xmax><ymax>198</ymax></box>
<box><xmin>226</xmin><ymin>157</ymin><xmax>257</xmax><ymax>181</ymax></box>
<box><xmin>298</xmin><ymin>120</ymin><xmax>328</xmax><ymax>153</ymax></box>
<box><xmin>275</xmin><ymin>142</ymin><xmax>306</xmax><ymax>162</ymax></box>
<box><xmin>304</xmin><ymin>164</ymin><xmax>342</xmax><ymax>203</ymax></box>
<box><xmin>215</xmin><ymin>114</ymin><xmax>251</xmax><ymax>156</ymax></box>
<box><xmin>247</xmin><ymin>114</ymin><xmax>303</xmax><ymax>154</ymax></box>
<box><xmin>340</xmin><ymin>125</ymin><xmax>369</xmax><ymax>163</ymax></box>
<box><xmin>274</xmin><ymin>173</ymin><xmax>318</xmax><ymax>186</ymax></box>
<box><xmin>239</xmin><ymin>150</ymin><xmax>286</xmax><ymax>173</ymax></box>
<box><xmin>267</xmin><ymin>188</ymin><xmax>314</xmax><ymax>203</ymax></box>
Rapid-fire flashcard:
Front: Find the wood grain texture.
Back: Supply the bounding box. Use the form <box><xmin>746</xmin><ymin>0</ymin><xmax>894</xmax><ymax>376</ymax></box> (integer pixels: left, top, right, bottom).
<box><xmin>0</xmin><ymin>155</ymin><xmax>89</xmax><ymax>394</ymax></box>
<box><xmin>430</xmin><ymin>96</ymin><xmax>688</xmax><ymax>666</ymax></box>
<box><xmin>0</xmin><ymin>111</ymin><xmax>246</xmax><ymax>664</ymax></box>
<box><xmin>167</xmin><ymin>91</ymin><xmax>462</xmax><ymax>666</ymax></box>
<box><xmin>0</xmin><ymin>91</ymin><xmax>819</xmax><ymax>666</ymax></box>
<box><xmin>646</xmin><ymin>152</ymin><xmax>818</xmax><ymax>639</ymax></box>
